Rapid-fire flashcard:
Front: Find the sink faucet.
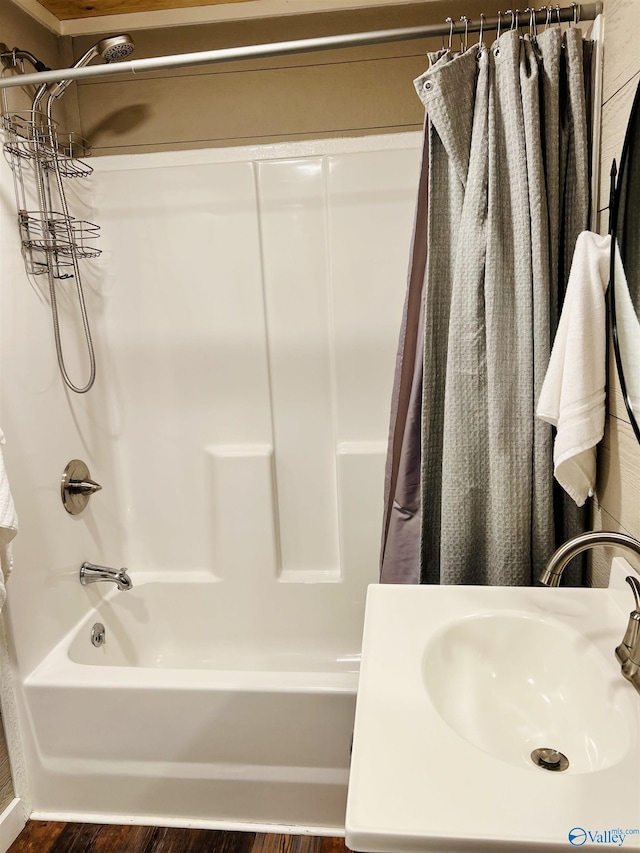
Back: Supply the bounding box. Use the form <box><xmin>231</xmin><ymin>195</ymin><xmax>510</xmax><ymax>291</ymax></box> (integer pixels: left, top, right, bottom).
<box><xmin>540</xmin><ymin>530</ymin><xmax>640</xmax><ymax>695</ymax></box>
<box><xmin>539</xmin><ymin>531</ymin><xmax>640</xmax><ymax>587</ymax></box>
<box><xmin>615</xmin><ymin>575</ymin><xmax>640</xmax><ymax>692</ymax></box>
<box><xmin>80</xmin><ymin>561</ymin><xmax>133</xmax><ymax>591</ymax></box>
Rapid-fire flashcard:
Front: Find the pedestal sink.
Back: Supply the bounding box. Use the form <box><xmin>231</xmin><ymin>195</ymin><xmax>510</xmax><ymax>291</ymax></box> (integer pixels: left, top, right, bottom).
<box><xmin>346</xmin><ymin>559</ymin><xmax>640</xmax><ymax>853</ymax></box>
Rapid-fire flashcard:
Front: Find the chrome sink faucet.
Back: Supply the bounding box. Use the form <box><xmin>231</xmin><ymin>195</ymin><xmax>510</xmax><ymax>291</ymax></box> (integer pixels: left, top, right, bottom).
<box><xmin>80</xmin><ymin>561</ymin><xmax>133</xmax><ymax>591</ymax></box>
<box><xmin>615</xmin><ymin>575</ymin><xmax>640</xmax><ymax>693</ymax></box>
<box><xmin>539</xmin><ymin>530</ymin><xmax>640</xmax><ymax>695</ymax></box>
<box><xmin>539</xmin><ymin>531</ymin><xmax>640</xmax><ymax>587</ymax></box>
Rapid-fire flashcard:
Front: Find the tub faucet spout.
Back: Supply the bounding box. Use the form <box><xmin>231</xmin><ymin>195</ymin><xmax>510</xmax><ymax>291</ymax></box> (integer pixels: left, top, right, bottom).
<box><xmin>80</xmin><ymin>561</ymin><xmax>132</xmax><ymax>591</ymax></box>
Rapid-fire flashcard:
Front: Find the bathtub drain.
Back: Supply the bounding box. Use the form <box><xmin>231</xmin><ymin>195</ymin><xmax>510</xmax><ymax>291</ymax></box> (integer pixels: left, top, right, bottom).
<box><xmin>91</xmin><ymin>622</ymin><xmax>105</xmax><ymax>648</ymax></box>
<box><xmin>530</xmin><ymin>748</ymin><xmax>569</xmax><ymax>771</ymax></box>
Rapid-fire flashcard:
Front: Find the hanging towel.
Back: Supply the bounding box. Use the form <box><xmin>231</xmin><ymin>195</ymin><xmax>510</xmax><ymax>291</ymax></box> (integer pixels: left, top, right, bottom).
<box><xmin>537</xmin><ymin>231</ymin><xmax>611</xmax><ymax>506</ymax></box>
<box><xmin>0</xmin><ymin>430</ymin><xmax>17</xmax><ymax>610</ymax></box>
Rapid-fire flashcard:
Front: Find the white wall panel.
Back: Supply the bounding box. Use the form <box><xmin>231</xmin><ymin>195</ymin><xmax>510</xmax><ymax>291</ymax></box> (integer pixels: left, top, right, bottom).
<box><xmin>0</xmin><ymin>133</ymin><xmax>422</xmax><ymax>685</ymax></box>
<box><xmin>256</xmin><ymin>157</ymin><xmax>340</xmax><ymax>578</ymax></box>
<box><xmin>93</xmin><ymin>160</ymin><xmax>272</xmax><ymax>573</ymax></box>
<box><xmin>327</xmin><ymin>148</ymin><xmax>420</xmax><ymax>442</ymax></box>
<box><xmin>593</xmin><ymin>0</ymin><xmax>640</xmax><ymax>586</ymax></box>
<box><xmin>206</xmin><ymin>444</ymin><xmax>279</xmax><ymax>582</ymax></box>
<box><xmin>0</xmin><ymin>163</ymin><xmax>128</xmax><ymax>679</ymax></box>
<box><xmin>336</xmin><ymin>443</ymin><xmax>387</xmax><ymax>587</ymax></box>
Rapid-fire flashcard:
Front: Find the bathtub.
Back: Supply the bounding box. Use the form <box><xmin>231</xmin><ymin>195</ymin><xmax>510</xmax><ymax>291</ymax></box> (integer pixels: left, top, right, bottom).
<box><xmin>22</xmin><ymin>576</ymin><xmax>362</xmax><ymax>832</ymax></box>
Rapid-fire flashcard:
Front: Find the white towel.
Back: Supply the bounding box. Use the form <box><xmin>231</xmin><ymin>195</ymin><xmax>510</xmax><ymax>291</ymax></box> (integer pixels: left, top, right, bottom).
<box><xmin>537</xmin><ymin>231</ymin><xmax>611</xmax><ymax>507</ymax></box>
<box><xmin>0</xmin><ymin>430</ymin><xmax>18</xmax><ymax>610</ymax></box>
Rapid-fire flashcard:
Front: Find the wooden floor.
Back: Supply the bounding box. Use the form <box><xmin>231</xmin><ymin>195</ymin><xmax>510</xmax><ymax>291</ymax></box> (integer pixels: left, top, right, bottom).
<box><xmin>8</xmin><ymin>822</ymin><xmax>353</xmax><ymax>853</ymax></box>
<box><xmin>0</xmin><ymin>712</ymin><xmax>14</xmax><ymax>814</ymax></box>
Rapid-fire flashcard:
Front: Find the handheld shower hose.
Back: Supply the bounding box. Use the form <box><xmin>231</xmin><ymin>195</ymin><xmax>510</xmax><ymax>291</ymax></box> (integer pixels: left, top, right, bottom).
<box><xmin>31</xmin><ymin>34</ymin><xmax>134</xmax><ymax>394</ymax></box>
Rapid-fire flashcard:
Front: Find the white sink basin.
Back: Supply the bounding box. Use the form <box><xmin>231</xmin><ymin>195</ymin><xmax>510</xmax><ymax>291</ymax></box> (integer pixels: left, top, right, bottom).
<box><xmin>346</xmin><ymin>559</ymin><xmax>640</xmax><ymax>853</ymax></box>
<box><xmin>423</xmin><ymin>612</ymin><xmax>630</xmax><ymax>774</ymax></box>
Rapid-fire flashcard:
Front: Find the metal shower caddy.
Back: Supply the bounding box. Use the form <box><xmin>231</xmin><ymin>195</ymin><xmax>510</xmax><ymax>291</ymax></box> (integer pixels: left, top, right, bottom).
<box><xmin>0</xmin><ymin>38</ymin><xmax>135</xmax><ymax>394</ymax></box>
<box><xmin>1</xmin><ymin>94</ymin><xmax>99</xmax><ymax>392</ymax></box>
<box><xmin>2</xmin><ymin>108</ymin><xmax>100</xmax><ymax>279</ymax></box>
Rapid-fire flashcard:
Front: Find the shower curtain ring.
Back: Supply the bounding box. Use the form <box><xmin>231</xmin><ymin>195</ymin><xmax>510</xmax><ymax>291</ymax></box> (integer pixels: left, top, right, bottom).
<box><xmin>460</xmin><ymin>16</ymin><xmax>469</xmax><ymax>50</ymax></box>
<box><xmin>478</xmin><ymin>12</ymin><xmax>485</xmax><ymax>45</ymax></box>
<box><xmin>506</xmin><ymin>10</ymin><xmax>515</xmax><ymax>29</ymax></box>
<box><xmin>571</xmin><ymin>1</ymin><xmax>578</xmax><ymax>25</ymax></box>
<box><xmin>497</xmin><ymin>10</ymin><xmax>502</xmax><ymax>38</ymax></box>
<box><xmin>544</xmin><ymin>5</ymin><xmax>552</xmax><ymax>28</ymax></box>
<box><xmin>446</xmin><ymin>16</ymin><xmax>454</xmax><ymax>49</ymax></box>
<box><xmin>526</xmin><ymin>7</ymin><xmax>537</xmax><ymax>36</ymax></box>
<box><xmin>555</xmin><ymin>5</ymin><xmax>561</xmax><ymax>26</ymax></box>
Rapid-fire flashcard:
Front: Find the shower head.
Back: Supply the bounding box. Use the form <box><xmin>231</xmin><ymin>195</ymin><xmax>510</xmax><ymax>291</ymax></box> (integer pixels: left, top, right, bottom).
<box><xmin>34</xmin><ymin>34</ymin><xmax>135</xmax><ymax>107</ymax></box>
<box><xmin>70</xmin><ymin>33</ymin><xmax>135</xmax><ymax>71</ymax></box>
<box><xmin>97</xmin><ymin>34</ymin><xmax>135</xmax><ymax>63</ymax></box>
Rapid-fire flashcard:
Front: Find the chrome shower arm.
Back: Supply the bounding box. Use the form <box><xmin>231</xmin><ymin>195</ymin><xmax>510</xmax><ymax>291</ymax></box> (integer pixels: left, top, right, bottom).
<box><xmin>0</xmin><ymin>44</ymin><xmax>50</xmax><ymax>73</ymax></box>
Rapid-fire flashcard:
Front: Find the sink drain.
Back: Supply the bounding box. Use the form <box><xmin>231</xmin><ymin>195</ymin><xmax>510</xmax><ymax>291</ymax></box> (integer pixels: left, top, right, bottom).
<box><xmin>531</xmin><ymin>748</ymin><xmax>569</xmax><ymax>772</ymax></box>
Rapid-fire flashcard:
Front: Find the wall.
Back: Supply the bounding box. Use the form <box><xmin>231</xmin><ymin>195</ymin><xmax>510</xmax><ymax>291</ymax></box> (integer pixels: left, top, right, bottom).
<box><xmin>0</xmin><ymin>123</ymin><xmax>421</xmax><ymax>814</ymax></box>
<box><xmin>0</xmin><ymin>1</ymin><xmax>64</xmax><ymax>835</ymax></box>
<box><xmin>0</xmin><ymin>107</ymin><xmax>130</xmax><ymax>844</ymax></box>
<box><xmin>591</xmin><ymin>0</ymin><xmax>640</xmax><ymax>586</ymax></box>
<box><xmin>68</xmin><ymin>0</ymin><xmax>488</xmax><ymax>154</ymax></box>
<box><xmin>88</xmin><ymin>138</ymin><xmax>419</xmax><ymax>585</ymax></box>
<box><xmin>0</xmin><ymin>3</ymin><xmax>60</xmax><ymax>88</ymax></box>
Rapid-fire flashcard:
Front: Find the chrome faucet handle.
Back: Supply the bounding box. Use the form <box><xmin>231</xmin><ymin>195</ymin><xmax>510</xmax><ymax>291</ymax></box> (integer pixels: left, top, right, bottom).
<box><xmin>67</xmin><ymin>478</ymin><xmax>102</xmax><ymax>495</ymax></box>
<box><xmin>625</xmin><ymin>575</ymin><xmax>640</xmax><ymax>612</ymax></box>
<box><xmin>61</xmin><ymin>459</ymin><xmax>102</xmax><ymax>515</ymax></box>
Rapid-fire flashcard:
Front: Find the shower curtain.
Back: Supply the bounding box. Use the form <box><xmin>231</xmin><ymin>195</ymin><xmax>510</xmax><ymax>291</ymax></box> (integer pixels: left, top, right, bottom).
<box><xmin>381</xmin><ymin>26</ymin><xmax>590</xmax><ymax>586</ymax></box>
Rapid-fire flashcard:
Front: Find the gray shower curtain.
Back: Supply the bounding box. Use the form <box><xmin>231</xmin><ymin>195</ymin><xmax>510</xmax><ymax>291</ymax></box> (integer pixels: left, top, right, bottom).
<box><xmin>380</xmin><ymin>27</ymin><xmax>590</xmax><ymax>586</ymax></box>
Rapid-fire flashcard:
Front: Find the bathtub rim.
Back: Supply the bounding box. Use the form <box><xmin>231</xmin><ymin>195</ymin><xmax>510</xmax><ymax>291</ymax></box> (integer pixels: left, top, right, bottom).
<box><xmin>24</xmin><ymin>575</ymin><xmax>361</xmax><ymax>693</ymax></box>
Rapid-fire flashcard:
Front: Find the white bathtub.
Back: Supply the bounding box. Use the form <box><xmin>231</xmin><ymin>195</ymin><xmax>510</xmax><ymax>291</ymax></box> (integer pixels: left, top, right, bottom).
<box><xmin>23</xmin><ymin>577</ymin><xmax>362</xmax><ymax>832</ymax></box>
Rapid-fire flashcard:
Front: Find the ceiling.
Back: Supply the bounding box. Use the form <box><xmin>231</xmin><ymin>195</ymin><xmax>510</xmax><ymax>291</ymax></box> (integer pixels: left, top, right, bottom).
<box><xmin>34</xmin><ymin>0</ymin><xmax>256</xmax><ymax>20</ymax></box>
<box><xmin>14</xmin><ymin>0</ymin><xmax>438</xmax><ymax>37</ymax></box>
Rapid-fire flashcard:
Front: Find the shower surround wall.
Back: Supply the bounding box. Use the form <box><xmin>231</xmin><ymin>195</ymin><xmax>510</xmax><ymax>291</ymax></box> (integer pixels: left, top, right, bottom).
<box><xmin>591</xmin><ymin>0</ymin><xmax>640</xmax><ymax>584</ymax></box>
<box><xmin>0</xmin><ymin>4</ymin><xmax>64</xmax><ymax>845</ymax></box>
<box><xmin>90</xmin><ymin>141</ymin><xmax>419</xmax><ymax>585</ymax></box>
<box><xmin>0</xmin><ymin>134</ymin><xmax>421</xmax><ymax>825</ymax></box>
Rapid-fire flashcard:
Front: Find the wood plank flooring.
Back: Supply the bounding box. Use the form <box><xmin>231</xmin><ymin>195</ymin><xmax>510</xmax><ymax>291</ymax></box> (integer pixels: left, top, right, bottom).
<box><xmin>0</xmin><ymin>712</ymin><xmax>14</xmax><ymax>813</ymax></box>
<box><xmin>8</xmin><ymin>822</ymin><xmax>353</xmax><ymax>853</ymax></box>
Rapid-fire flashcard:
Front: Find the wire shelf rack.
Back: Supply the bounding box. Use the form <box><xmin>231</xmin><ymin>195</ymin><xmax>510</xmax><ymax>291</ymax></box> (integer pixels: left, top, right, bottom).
<box><xmin>18</xmin><ymin>210</ymin><xmax>101</xmax><ymax>276</ymax></box>
<box><xmin>1</xmin><ymin>53</ymin><xmax>100</xmax><ymax>393</ymax></box>
<box><xmin>2</xmin><ymin>111</ymin><xmax>93</xmax><ymax>177</ymax></box>
<box><xmin>1</xmin><ymin>102</ymin><xmax>100</xmax><ymax>278</ymax></box>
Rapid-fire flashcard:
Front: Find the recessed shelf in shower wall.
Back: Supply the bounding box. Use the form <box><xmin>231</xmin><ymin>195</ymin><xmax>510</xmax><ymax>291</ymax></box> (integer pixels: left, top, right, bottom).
<box><xmin>205</xmin><ymin>441</ymin><xmax>386</xmax><ymax>585</ymax></box>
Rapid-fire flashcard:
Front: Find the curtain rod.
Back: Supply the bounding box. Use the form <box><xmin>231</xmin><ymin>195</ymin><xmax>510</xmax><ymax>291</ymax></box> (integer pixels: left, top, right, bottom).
<box><xmin>0</xmin><ymin>1</ymin><xmax>600</xmax><ymax>92</ymax></box>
